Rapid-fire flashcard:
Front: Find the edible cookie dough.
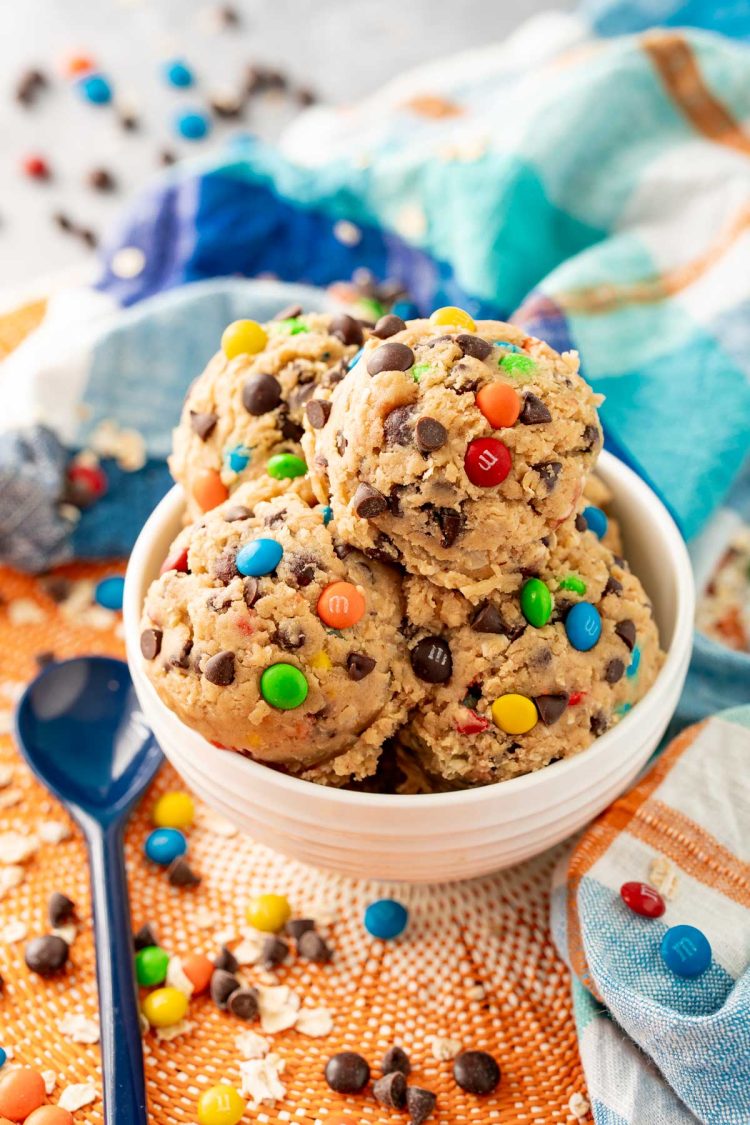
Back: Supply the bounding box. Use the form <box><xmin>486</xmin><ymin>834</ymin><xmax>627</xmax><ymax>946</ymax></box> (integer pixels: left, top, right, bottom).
<box><xmin>171</xmin><ymin>310</ymin><xmax>366</xmax><ymax>519</ymax></box>
<box><xmin>398</xmin><ymin>518</ymin><xmax>663</xmax><ymax>786</ymax></box>
<box><xmin>140</xmin><ymin>481</ymin><xmax>416</xmax><ymax>785</ymax></box>
<box><xmin>303</xmin><ymin>309</ymin><xmax>602</xmax><ymax>599</ymax></box>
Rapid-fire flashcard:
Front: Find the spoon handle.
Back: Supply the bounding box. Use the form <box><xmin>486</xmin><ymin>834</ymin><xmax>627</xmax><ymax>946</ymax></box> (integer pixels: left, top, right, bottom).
<box><xmin>87</xmin><ymin>820</ymin><xmax>148</xmax><ymax>1124</ymax></box>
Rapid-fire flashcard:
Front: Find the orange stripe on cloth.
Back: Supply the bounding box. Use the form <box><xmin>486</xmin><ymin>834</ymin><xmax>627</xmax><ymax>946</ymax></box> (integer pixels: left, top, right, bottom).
<box><xmin>642</xmin><ymin>30</ymin><xmax>750</xmax><ymax>157</ymax></box>
<box><xmin>565</xmin><ymin>722</ymin><xmax>706</xmax><ymax>987</ymax></box>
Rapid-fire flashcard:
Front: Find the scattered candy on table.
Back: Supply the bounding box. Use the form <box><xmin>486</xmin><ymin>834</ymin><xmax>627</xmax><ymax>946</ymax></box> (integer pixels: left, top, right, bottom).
<box><xmin>324</xmin><ymin>1052</ymin><xmax>371</xmax><ymax>1094</ymax></box>
<box><xmin>135</xmin><ymin>945</ymin><xmax>169</xmax><ymax>987</ymax></box>
<box><xmin>142</xmin><ymin>986</ymin><xmax>189</xmax><ymax>1028</ymax></box>
<box><xmin>0</xmin><ymin>1068</ymin><xmax>47</xmax><ymax>1120</ymax></box>
<box><xmin>620</xmin><ymin>881</ymin><xmax>666</xmax><ymax>918</ymax></box>
<box><xmin>174</xmin><ymin>108</ymin><xmax>211</xmax><ymax>140</ymax></box>
<box><xmin>152</xmin><ymin>790</ymin><xmax>195</xmax><ymax>829</ymax></box>
<box><xmin>181</xmin><ymin>952</ymin><xmax>214</xmax><ymax>994</ymax></box>
<box><xmin>25</xmin><ymin>1108</ymin><xmax>75</xmax><ymax>1125</ymax></box>
<box><xmin>22</xmin><ymin>154</ymin><xmax>51</xmax><ymax>180</ymax></box>
<box><xmin>453</xmin><ymin>1050</ymin><xmax>501</xmax><ymax>1095</ymax></box>
<box><xmin>197</xmin><ymin>1084</ymin><xmax>245</xmax><ymax>1125</ymax></box>
<box><xmin>0</xmin><ymin>1048</ymin><xmax>5</xmax><ymax>1070</ymax></box>
<box><xmin>162</xmin><ymin>59</ymin><xmax>194</xmax><ymax>88</ymax></box>
<box><xmin>246</xmin><ymin>892</ymin><xmax>291</xmax><ymax>933</ymax></box>
<box><xmin>660</xmin><ymin>924</ymin><xmax>712</xmax><ymax>978</ymax></box>
<box><xmin>144</xmin><ymin>827</ymin><xmax>188</xmax><ymax>866</ymax></box>
<box><xmin>364</xmin><ymin>899</ymin><xmax>408</xmax><ymax>940</ymax></box>
<box><xmin>94</xmin><ymin>575</ymin><xmax>124</xmax><ymax>610</ymax></box>
<box><xmin>77</xmin><ymin>73</ymin><xmax>112</xmax><ymax>104</ymax></box>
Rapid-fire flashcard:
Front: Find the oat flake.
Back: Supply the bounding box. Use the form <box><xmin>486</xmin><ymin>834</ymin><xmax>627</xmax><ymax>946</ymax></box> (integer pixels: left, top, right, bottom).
<box><xmin>58</xmin><ymin>1082</ymin><xmax>98</xmax><ymax>1112</ymax></box>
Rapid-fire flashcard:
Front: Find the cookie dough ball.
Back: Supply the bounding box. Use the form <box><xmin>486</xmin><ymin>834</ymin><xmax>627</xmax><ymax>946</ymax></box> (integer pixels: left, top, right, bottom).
<box><xmin>399</xmin><ymin>519</ymin><xmax>663</xmax><ymax>787</ymax></box>
<box><xmin>303</xmin><ymin>310</ymin><xmax>602</xmax><ymax>600</ymax></box>
<box><xmin>171</xmin><ymin>310</ymin><xmax>365</xmax><ymax>519</ymax></box>
<box><xmin>140</xmin><ymin>481</ymin><xmax>414</xmax><ymax>785</ymax></box>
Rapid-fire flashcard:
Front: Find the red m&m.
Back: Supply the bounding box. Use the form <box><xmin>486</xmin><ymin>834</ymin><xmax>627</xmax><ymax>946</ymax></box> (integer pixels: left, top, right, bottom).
<box><xmin>620</xmin><ymin>881</ymin><xmax>665</xmax><ymax>918</ymax></box>
<box><xmin>464</xmin><ymin>437</ymin><xmax>511</xmax><ymax>487</ymax></box>
<box><xmin>160</xmin><ymin>546</ymin><xmax>189</xmax><ymax>575</ymax></box>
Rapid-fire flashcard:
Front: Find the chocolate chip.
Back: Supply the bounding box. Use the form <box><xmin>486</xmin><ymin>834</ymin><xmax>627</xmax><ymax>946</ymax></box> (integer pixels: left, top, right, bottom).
<box><xmin>605</xmin><ymin>659</ymin><xmax>625</xmax><ymax>684</ymax></box>
<box><xmin>613</xmin><ymin>554</ymin><xmax>629</xmax><ymax>571</ymax></box>
<box><xmin>590</xmin><ymin>711</ymin><xmax>609</xmax><ymax>736</ymax></box>
<box><xmin>87</xmin><ymin>167</ymin><xmax>116</xmax><ymax>192</ymax></box>
<box><xmin>534</xmin><ymin>694</ymin><xmax>568</xmax><ymax>725</ymax></box>
<box><xmin>415</xmin><ymin>416</ymin><xmax>447</xmax><ymax>452</ymax></box>
<box><xmin>615</xmin><ymin>619</ymin><xmax>636</xmax><ymax>651</ymax></box>
<box><xmin>213</xmin><ymin>548</ymin><xmax>238</xmax><ymax>585</ymax></box>
<box><xmin>25</xmin><ymin>935</ymin><xmax>69</xmax><ymax>976</ymax></box>
<box><xmin>286</xmin><ymin>552</ymin><xmax>318</xmax><ymax>587</ymax></box>
<box><xmin>353</xmin><ymin>482</ymin><xmax>388</xmax><ymax>519</ymax></box>
<box><xmin>322</xmin><ymin>360</ymin><xmax>347</xmax><ymax>388</ymax></box>
<box><xmin>334</xmin><ymin>542</ymin><xmax>352</xmax><ymax>560</ymax></box>
<box><xmin>330</xmin><ymin>313</ymin><xmax>364</xmax><ymax>346</ymax></box>
<box><xmin>433</xmin><ymin>507</ymin><xmax>463</xmax><ymax>548</ymax></box>
<box><xmin>286</xmin><ymin>918</ymin><xmax>315</xmax><ymax>940</ymax></box>
<box><xmin>519</xmin><ymin>393</ymin><xmax>552</xmax><ymax>425</ymax></box>
<box><xmin>118</xmin><ymin>110</ymin><xmax>139</xmax><ymax>131</ymax></box>
<box><xmin>133</xmin><ymin>923</ymin><xmax>158</xmax><ymax>952</ymax></box>
<box><xmin>534</xmin><ymin>460</ymin><xmax>562</xmax><ymax>494</ymax></box>
<box><xmin>204</xmin><ymin>650</ymin><xmax>235</xmax><ymax>686</ymax></box>
<box><xmin>242</xmin><ymin>373</ymin><xmax>282</xmax><ymax>415</ymax></box>
<box><xmin>15</xmin><ymin>68</ymin><xmax>47</xmax><ymax>106</ymax></box>
<box><xmin>388</xmin><ymin>484</ymin><xmax>405</xmax><ymax>517</ymax></box>
<box><xmin>335</xmin><ymin>431</ymin><xmax>347</xmax><ymax>456</ymax></box>
<box><xmin>446</xmin><ymin>362</ymin><xmax>481</xmax><ymax>395</ymax></box>
<box><xmin>167</xmin><ymin>856</ymin><xmax>201</xmax><ymax>887</ymax></box>
<box><xmin>347</xmin><ymin>652</ymin><xmax>376</xmax><ymax>680</ymax></box>
<box><xmin>210</xmin><ymin>968</ymin><xmax>241</xmax><ymax>1009</ymax></box>
<box><xmin>140</xmin><ymin>628</ymin><xmax>163</xmax><ymax>660</ymax></box>
<box><xmin>604</xmin><ymin>575</ymin><xmax>623</xmax><ymax>596</ymax></box>
<box><xmin>456</xmin><ymin>334</ymin><xmax>492</xmax><ymax>360</ymax></box>
<box><xmin>367</xmin><ymin>342</ymin><xmax>414</xmax><ymax>375</ymax></box>
<box><xmin>382</xmin><ymin>1046</ymin><xmax>411</xmax><ymax>1076</ymax></box>
<box><xmin>453</xmin><ymin>1050</ymin><xmax>501</xmax><ymax>1095</ymax></box>
<box><xmin>280</xmin><ymin>413</ymin><xmax>304</xmax><ymax>442</ymax></box>
<box><xmin>383</xmin><ymin>404</ymin><xmax>415</xmax><ymax>445</ymax></box>
<box><xmin>261</xmin><ymin>936</ymin><xmax>289</xmax><ymax>968</ymax></box>
<box><xmin>373</xmin><ymin>314</ymin><xmax>407</xmax><ymax>339</ymax></box>
<box><xmin>44</xmin><ymin>576</ymin><xmax>72</xmax><ymax>602</ymax></box>
<box><xmin>273</xmin><ymin>303</ymin><xmax>302</xmax><ymax>320</ymax></box>
<box><xmin>324</xmin><ymin>1052</ymin><xmax>370</xmax><ymax>1094</ymax></box>
<box><xmin>35</xmin><ymin>651</ymin><xmax>55</xmax><ymax>668</ymax></box>
<box><xmin>229</xmin><ymin>987</ymin><xmax>259</xmax><ymax>1020</ymax></box>
<box><xmin>297</xmin><ymin>930</ymin><xmax>332</xmax><ymax>962</ymax></box>
<box><xmin>575</xmin><ymin>513</ymin><xmax>588</xmax><ymax>532</ymax></box>
<box><xmin>471</xmin><ymin>602</ymin><xmax>506</xmax><ymax>634</ymax></box>
<box><xmin>48</xmin><ymin>892</ymin><xmax>75</xmax><ymax>928</ymax></box>
<box><xmin>189</xmin><ymin>411</ymin><xmax>218</xmax><ymax>441</ymax></box>
<box><xmin>410</xmin><ymin>636</ymin><xmax>452</xmax><ymax>683</ymax></box>
<box><xmin>214</xmin><ymin>945</ymin><xmax>239</xmax><ymax>973</ymax></box>
<box><xmin>305</xmin><ymin>399</ymin><xmax>331</xmax><ymax>429</ymax></box>
<box><xmin>170</xmin><ymin>639</ymin><xmax>193</xmax><ymax>669</ymax></box>
<box><xmin>374</xmin><ymin>1072</ymin><xmax>407</xmax><ymax>1110</ymax></box>
<box><xmin>406</xmin><ymin>1086</ymin><xmax>437</xmax><ymax>1124</ymax></box>
<box><xmin>244</xmin><ymin>577</ymin><xmax>260</xmax><ymax>607</ymax></box>
<box><xmin>224</xmin><ymin>505</ymin><xmax>251</xmax><ymax>522</ymax></box>
<box><xmin>274</xmin><ymin>622</ymin><xmax>305</xmax><ymax>650</ymax></box>
<box><xmin>579</xmin><ymin>423</ymin><xmax>600</xmax><ymax>452</ymax></box>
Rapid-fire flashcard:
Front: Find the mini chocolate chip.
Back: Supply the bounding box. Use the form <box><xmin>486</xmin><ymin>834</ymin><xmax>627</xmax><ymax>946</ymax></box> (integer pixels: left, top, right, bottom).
<box><xmin>373</xmin><ymin>314</ymin><xmax>407</xmax><ymax>339</ymax></box>
<box><xmin>410</xmin><ymin>636</ymin><xmax>452</xmax><ymax>683</ymax></box>
<box><xmin>534</xmin><ymin>460</ymin><xmax>562</xmax><ymax>494</ymax></box>
<box><xmin>297</xmin><ymin>930</ymin><xmax>332</xmax><ymax>962</ymax></box>
<box><xmin>287</xmin><ymin>552</ymin><xmax>318</xmax><ymax>587</ymax></box>
<box><xmin>535</xmin><ymin>694</ymin><xmax>569</xmax><ymax>725</ymax></box>
<box><xmin>305</xmin><ymin>399</ymin><xmax>332</xmax><ymax>429</ymax></box>
<box><xmin>415</xmin><ymin>416</ymin><xmax>447</xmax><ymax>452</ymax></box>
<box><xmin>210</xmin><ymin>968</ymin><xmax>241</xmax><ymax>1009</ymax></box>
<box><xmin>242</xmin><ymin>373</ymin><xmax>282</xmax><ymax>415</ymax></box>
<box><xmin>189</xmin><ymin>410</ymin><xmax>218</xmax><ymax>441</ymax></box>
<box><xmin>347</xmin><ymin>652</ymin><xmax>376</xmax><ymax>680</ymax></box>
<box><xmin>229</xmin><ymin>987</ymin><xmax>260</xmax><ymax>1020</ymax></box>
<box><xmin>374</xmin><ymin>1072</ymin><xmax>407</xmax><ymax>1110</ymax></box>
<box><xmin>471</xmin><ymin>603</ymin><xmax>506</xmax><ymax>634</ymax></box>
<box><xmin>613</xmin><ymin>554</ymin><xmax>629</xmax><ymax>571</ymax></box>
<box><xmin>44</xmin><ymin>576</ymin><xmax>72</xmax><ymax>602</ymax></box>
<box><xmin>244</xmin><ymin>577</ymin><xmax>260</xmax><ymax>607</ymax></box>
<box><xmin>575</xmin><ymin>513</ymin><xmax>588</xmax><ymax>532</ymax></box>
<box><xmin>274</xmin><ymin>623</ymin><xmax>305</xmax><ymax>651</ymax></box>
<box><xmin>280</xmin><ymin>414</ymin><xmax>304</xmax><ymax>442</ymax></box>
<box><xmin>330</xmin><ymin>313</ymin><xmax>364</xmax><ymax>346</ymax></box>
<box><xmin>382</xmin><ymin>1046</ymin><xmax>411</xmax><ymax>1076</ymax></box>
<box><xmin>367</xmin><ymin>342</ymin><xmax>414</xmax><ymax>375</ymax></box>
<box><xmin>579</xmin><ymin>423</ymin><xmax>600</xmax><ymax>452</ymax></box>
<box><xmin>388</xmin><ymin>484</ymin><xmax>405</xmax><ymax>517</ymax></box>
<box><xmin>25</xmin><ymin>935</ymin><xmax>69</xmax><ymax>976</ymax></box>
<box><xmin>604</xmin><ymin>575</ymin><xmax>623</xmax><ymax>596</ymax></box>
<box><xmin>213</xmin><ymin>548</ymin><xmax>238</xmax><ymax>585</ymax></box>
<box><xmin>35</xmin><ymin>651</ymin><xmax>55</xmax><ymax>668</ymax></box>
<box><xmin>204</xmin><ymin>650</ymin><xmax>235</xmax><ymax>685</ymax></box>
<box><xmin>87</xmin><ymin>167</ymin><xmax>116</xmax><ymax>191</ymax></box>
<box><xmin>168</xmin><ymin>856</ymin><xmax>201</xmax><ymax>887</ymax></box>
<box><xmin>286</xmin><ymin>918</ymin><xmax>315</xmax><ymax>940</ymax></box>
<box><xmin>261</xmin><ymin>936</ymin><xmax>289</xmax><ymax>968</ymax></box>
<box><xmin>383</xmin><ymin>404</ymin><xmax>415</xmax><ymax>445</ymax></box>
<box><xmin>324</xmin><ymin>1052</ymin><xmax>370</xmax><ymax>1094</ymax></box>
<box><xmin>519</xmin><ymin>393</ymin><xmax>552</xmax><ymax>425</ymax></box>
<box><xmin>48</xmin><ymin>892</ymin><xmax>75</xmax><ymax>928</ymax></box>
<box><xmin>615</xmin><ymin>619</ymin><xmax>636</xmax><ymax>651</ymax></box>
<box><xmin>133</xmin><ymin>924</ymin><xmax>158</xmax><ymax>952</ymax></box>
<box><xmin>353</xmin><ymin>482</ymin><xmax>388</xmax><ymax>518</ymax></box>
<box><xmin>605</xmin><ymin>658</ymin><xmax>625</xmax><ymax>684</ymax></box>
<box><xmin>433</xmin><ymin>507</ymin><xmax>463</xmax><ymax>548</ymax></box>
<box><xmin>322</xmin><ymin>360</ymin><xmax>347</xmax><ymax>388</ymax></box>
<box><xmin>406</xmin><ymin>1086</ymin><xmax>437</xmax><ymax>1124</ymax></box>
<box><xmin>456</xmin><ymin>333</ymin><xmax>492</xmax><ymax>360</ymax></box>
<box><xmin>140</xmin><ymin>628</ymin><xmax>163</xmax><ymax>660</ymax></box>
<box><xmin>224</xmin><ymin>505</ymin><xmax>251</xmax><ymax>522</ymax></box>
<box><xmin>453</xmin><ymin>1050</ymin><xmax>501</xmax><ymax>1095</ymax></box>
<box><xmin>335</xmin><ymin>431</ymin><xmax>347</xmax><ymax>456</ymax></box>
<box><xmin>590</xmin><ymin>711</ymin><xmax>609</xmax><ymax>736</ymax></box>
<box><xmin>447</xmin><ymin>361</ymin><xmax>481</xmax><ymax>395</ymax></box>
<box><xmin>214</xmin><ymin>945</ymin><xmax>239</xmax><ymax>973</ymax></box>
<box><xmin>273</xmin><ymin>303</ymin><xmax>302</xmax><ymax>320</ymax></box>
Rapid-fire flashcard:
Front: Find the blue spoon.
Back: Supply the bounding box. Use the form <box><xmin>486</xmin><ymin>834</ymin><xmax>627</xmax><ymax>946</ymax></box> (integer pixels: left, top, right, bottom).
<box><xmin>15</xmin><ymin>656</ymin><xmax>163</xmax><ymax>1124</ymax></box>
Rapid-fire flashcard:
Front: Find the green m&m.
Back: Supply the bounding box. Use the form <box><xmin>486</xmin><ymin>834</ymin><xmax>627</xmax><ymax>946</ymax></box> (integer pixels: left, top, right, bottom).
<box><xmin>559</xmin><ymin>574</ymin><xmax>587</xmax><ymax>595</ymax></box>
<box><xmin>135</xmin><ymin>945</ymin><xmax>170</xmax><ymax>987</ymax></box>
<box><xmin>261</xmin><ymin>663</ymin><xmax>309</xmax><ymax>709</ymax></box>
<box><xmin>266</xmin><ymin>453</ymin><xmax>307</xmax><ymax>480</ymax></box>
<box><xmin>520</xmin><ymin>578</ymin><xmax>553</xmax><ymax>628</ymax></box>
<box><xmin>500</xmin><ymin>353</ymin><xmax>536</xmax><ymax>377</ymax></box>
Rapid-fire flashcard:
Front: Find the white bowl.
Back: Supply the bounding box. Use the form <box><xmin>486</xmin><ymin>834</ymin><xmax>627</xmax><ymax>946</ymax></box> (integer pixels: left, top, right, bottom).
<box><xmin>124</xmin><ymin>452</ymin><xmax>694</xmax><ymax>883</ymax></box>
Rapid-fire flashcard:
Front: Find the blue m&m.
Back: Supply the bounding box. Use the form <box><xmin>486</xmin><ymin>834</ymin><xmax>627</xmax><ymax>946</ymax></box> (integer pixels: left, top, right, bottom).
<box><xmin>145</xmin><ymin>828</ymin><xmax>187</xmax><ymax>866</ymax></box>
<box><xmin>163</xmin><ymin>59</ymin><xmax>194</xmax><ymax>88</ymax></box>
<box><xmin>565</xmin><ymin>602</ymin><xmax>602</xmax><ymax>651</ymax></box>
<box><xmin>660</xmin><ymin>924</ymin><xmax>712</xmax><ymax>978</ymax></box>
<box><xmin>78</xmin><ymin>73</ymin><xmax>113</xmax><ymax>104</ymax></box>
<box><xmin>236</xmin><ymin>538</ymin><xmax>283</xmax><ymax>577</ymax></box>
<box><xmin>627</xmin><ymin>645</ymin><xmax>641</xmax><ymax>678</ymax></box>
<box><xmin>582</xmin><ymin>505</ymin><xmax>608</xmax><ymax>539</ymax></box>
<box><xmin>0</xmin><ymin>1046</ymin><xmax>6</xmax><ymax>1070</ymax></box>
<box><xmin>95</xmin><ymin>575</ymin><xmax>125</xmax><ymax>611</ymax></box>
<box><xmin>320</xmin><ymin>505</ymin><xmax>333</xmax><ymax>526</ymax></box>
<box><xmin>175</xmin><ymin>109</ymin><xmax>211</xmax><ymax>140</ymax></box>
<box><xmin>364</xmin><ymin>899</ymin><xmax>408</xmax><ymax>940</ymax></box>
<box><xmin>225</xmin><ymin>445</ymin><xmax>251</xmax><ymax>473</ymax></box>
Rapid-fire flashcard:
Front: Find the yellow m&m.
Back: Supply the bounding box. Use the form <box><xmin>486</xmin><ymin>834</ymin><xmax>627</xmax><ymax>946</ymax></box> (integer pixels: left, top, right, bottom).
<box><xmin>429</xmin><ymin>306</ymin><xmax>476</xmax><ymax>332</ymax></box>
<box><xmin>152</xmin><ymin>790</ymin><xmax>195</xmax><ymax>830</ymax></box>
<box><xmin>245</xmin><ymin>893</ymin><xmax>291</xmax><ymax>933</ymax></box>
<box><xmin>221</xmin><ymin>319</ymin><xmax>268</xmax><ymax>360</ymax></box>
<box><xmin>197</xmin><ymin>1084</ymin><xmax>245</xmax><ymax>1125</ymax></box>
<box><xmin>491</xmin><ymin>693</ymin><xmax>538</xmax><ymax>735</ymax></box>
<box><xmin>142</xmin><ymin>986</ymin><xmax>188</xmax><ymax>1028</ymax></box>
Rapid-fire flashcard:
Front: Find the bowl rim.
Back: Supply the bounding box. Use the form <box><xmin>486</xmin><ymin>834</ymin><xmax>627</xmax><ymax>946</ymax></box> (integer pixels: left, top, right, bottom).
<box><xmin>124</xmin><ymin>450</ymin><xmax>695</xmax><ymax>811</ymax></box>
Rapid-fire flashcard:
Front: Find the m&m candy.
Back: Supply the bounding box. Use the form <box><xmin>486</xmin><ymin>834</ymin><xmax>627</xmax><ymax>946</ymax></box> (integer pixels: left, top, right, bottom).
<box><xmin>320</xmin><ymin>504</ymin><xmax>333</xmax><ymax>526</ymax></box>
<box><xmin>175</xmin><ymin>109</ymin><xmax>211</xmax><ymax>140</ymax></box>
<box><xmin>236</xmin><ymin>538</ymin><xmax>283</xmax><ymax>577</ymax></box>
<box><xmin>500</xmin><ymin>353</ymin><xmax>535</xmax><ymax>377</ymax></box>
<box><xmin>464</xmin><ymin>437</ymin><xmax>511</xmax><ymax>487</ymax></box>
<box><xmin>565</xmin><ymin>602</ymin><xmax>602</xmax><ymax>651</ymax></box>
<box><xmin>260</xmin><ymin>663</ymin><xmax>308</xmax><ymax>709</ymax></box>
<box><xmin>145</xmin><ymin>828</ymin><xmax>187</xmax><ymax>866</ymax></box>
<box><xmin>266</xmin><ymin>453</ymin><xmax>307</xmax><ymax>480</ymax></box>
<box><xmin>160</xmin><ymin>546</ymin><xmax>189</xmax><ymax>575</ymax></box>
<box><xmin>0</xmin><ymin>1067</ymin><xmax>47</xmax><ymax>1120</ymax></box>
<box><xmin>25</xmin><ymin>1107</ymin><xmax>74</xmax><ymax>1125</ymax></box>
<box><xmin>77</xmin><ymin>73</ymin><xmax>112</xmax><ymax>104</ymax></box>
<box><xmin>193</xmin><ymin>469</ymin><xmax>228</xmax><ymax>512</ymax></box>
<box><xmin>475</xmin><ymin>383</ymin><xmax>520</xmax><ymax>429</ymax></box>
<box><xmin>520</xmin><ymin>578</ymin><xmax>553</xmax><ymax>628</ymax></box>
<box><xmin>181</xmin><ymin>952</ymin><xmax>214</xmax><ymax>994</ymax></box>
<box><xmin>153</xmin><ymin>791</ymin><xmax>195</xmax><ymax>830</ymax></box>
<box><xmin>246</xmin><ymin>893</ymin><xmax>291</xmax><ymax>933</ymax></box>
<box><xmin>628</xmin><ymin>645</ymin><xmax>641</xmax><ymax>678</ymax></box>
<box><xmin>94</xmin><ymin>575</ymin><xmax>125</xmax><ymax>611</ymax></box>
<box><xmin>221</xmin><ymin>319</ymin><xmax>267</xmax><ymax>359</ymax></box>
<box><xmin>197</xmin><ymin>1084</ymin><xmax>245</xmax><ymax>1125</ymax></box>
<box><xmin>491</xmin><ymin>694</ymin><xmax>537</xmax><ymax>735</ymax></box>
<box><xmin>163</xmin><ymin>59</ymin><xmax>194</xmax><ymax>88</ymax></box>
<box><xmin>559</xmin><ymin>574</ymin><xmax>586</xmax><ymax>595</ymax></box>
<box><xmin>582</xmin><ymin>505</ymin><xmax>608</xmax><ymax>539</ymax></box>
<box><xmin>142</xmin><ymin>986</ymin><xmax>189</xmax><ymax>1028</ymax></box>
<box><xmin>620</xmin><ymin>881</ymin><xmax>665</xmax><ymax>919</ymax></box>
<box><xmin>225</xmin><ymin>445</ymin><xmax>251</xmax><ymax>473</ymax></box>
<box><xmin>22</xmin><ymin>154</ymin><xmax>51</xmax><ymax>180</ymax></box>
<box><xmin>429</xmin><ymin>306</ymin><xmax>476</xmax><ymax>332</ymax></box>
<box><xmin>660</xmin><ymin>924</ymin><xmax>712</xmax><ymax>978</ymax></box>
<box><xmin>0</xmin><ymin>1047</ymin><xmax>5</xmax><ymax>1069</ymax></box>
<box><xmin>317</xmin><ymin>582</ymin><xmax>365</xmax><ymax>629</ymax></box>
<box><xmin>135</xmin><ymin>945</ymin><xmax>169</xmax><ymax>987</ymax></box>
<box><xmin>364</xmin><ymin>899</ymin><xmax>408</xmax><ymax>940</ymax></box>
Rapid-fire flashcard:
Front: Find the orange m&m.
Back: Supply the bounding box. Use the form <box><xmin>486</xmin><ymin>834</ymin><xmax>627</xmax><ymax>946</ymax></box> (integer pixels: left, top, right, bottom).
<box><xmin>25</xmin><ymin>1108</ymin><xmax>74</xmax><ymax>1125</ymax></box>
<box><xmin>476</xmin><ymin>383</ymin><xmax>520</xmax><ymax>429</ymax></box>
<box><xmin>181</xmin><ymin>952</ymin><xmax>214</xmax><ymax>994</ymax></box>
<box><xmin>0</xmin><ymin>1067</ymin><xmax>47</xmax><ymax>1121</ymax></box>
<box><xmin>317</xmin><ymin>582</ymin><xmax>365</xmax><ymax>629</ymax></box>
<box><xmin>193</xmin><ymin>469</ymin><xmax>229</xmax><ymax>512</ymax></box>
